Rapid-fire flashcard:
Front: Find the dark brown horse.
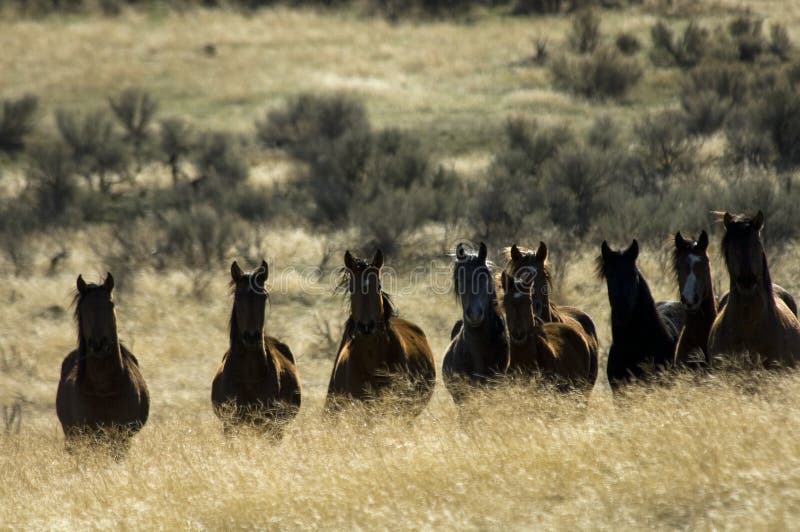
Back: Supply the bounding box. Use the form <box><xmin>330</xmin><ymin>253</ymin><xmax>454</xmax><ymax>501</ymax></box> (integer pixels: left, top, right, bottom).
<box><xmin>708</xmin><ymin>211</ymin><xmax>800</xmax><ymax>367</ymax></box>
<box><xmin>326</xmin><ymin>250</ymin><xmax>436</xmax><ymax>414</ymax></box>
<box><xmin>212</xmin><ymin>260</ymin><xmax>301</xmax><ymax>433</ymax></box>
<box><xmin>505</xmin><ymin>242</ymin><xmax>599</xmax><ymax>379</ymax></box>
<box><xmin>56</xmin><ymin>273</ymin><xmax>149</xmax><ymax>451</ymax></box>
<box><xmin>598</xmin><ymin>240</ymin><xmax>681</xmax><ymax>389</ymax></box>
<box><xmin>442</xmin><ymin>243</ymin><xmax>510</xmax><ymax>403</ymax></box>
<box><xmin>673</xmin><ymin>230</ymin><xmax>716</xmax><ymax>368</ymax></box>
<box><xmin>501</xmin><ymin>271</ymin><xmax>595</xmax><ymax>390</ymax></box>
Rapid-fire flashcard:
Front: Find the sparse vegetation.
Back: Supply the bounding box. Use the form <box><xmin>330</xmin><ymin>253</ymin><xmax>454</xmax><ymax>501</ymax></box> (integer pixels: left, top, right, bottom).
<box><xmin>4</xmin><ymin>3</ymin><xmax>800</xmax><ymax>529</ymax></box>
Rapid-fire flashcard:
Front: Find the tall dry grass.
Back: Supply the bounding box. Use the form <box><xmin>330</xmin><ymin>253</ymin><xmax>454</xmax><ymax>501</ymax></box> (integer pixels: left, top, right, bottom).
<box><xmin>2</xmin><ymin>226</ymin><xmax>800</xmax><ymax>528</ymax></box>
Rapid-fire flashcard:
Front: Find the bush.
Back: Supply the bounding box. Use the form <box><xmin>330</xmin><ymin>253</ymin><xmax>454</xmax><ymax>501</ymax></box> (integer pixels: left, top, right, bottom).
<box><xmin>493</xmin><ymin>117</ymin><xmax>573</xmax><ymax>180</ymax></box>
<box><xmin>108</xmin><ymin>88</ymin><xmax>158</xmax><ymax>163</ymax></box>
<box><xmin>26</xmin><ymin>144</ymin><xmax>79</xmax><ymax>223</ymax></box>
<box><xmin>770</xmin><ymin>24</ymin><xmax>792</xmax><ymax>62</ymax></box>
<box><xmin>55</xmin><ymin>109</ymin><xmax>132</xmax><ymax>192</ymax></box>
<box><xmin>159</xmin><ymin>118</ymin><xmax>195</xmax><ymax>185</ymax></box>
<box><xmin>633</xmin><ymin>110</ymin><xmax>695</xmax><ymax>193</ymax></box>
<box><xmin>544</xmin><ymin>144</ymin><xmax>617</xmax><ymax>235</ymax></box>
<box><xmin>194</xmin><ymin>131</ymin><xmax>248</xmax><ymax>188</ymax></box>
<box><xmin>650</xmin><ymin>20</ymin><xmax>707</xmax><ymax>68</ymax></box>
<box><xmin>159</xmin><ymin>205</ymin><xmax>242</xmax><ymax>268</ymax></box>
<box><xmin>728</xmin><ymin>15</ymin><xmax>765</xmax><ymax>63</ymax></box>
<box><xmin>568</xmin><ymin>9</ymin><xmax>601</xmax><ymax>54</ymax></box>
<box><xmin>754</xmin><ymin>83</ymin><xmax>800</xmax><ymax>169</ymax></box>
<box><xmin>725</xmin><ymin>108</ymin><xmax>775</xmax><ymax>168</ymax></box>
<box><xmin>255</xmin><ymin>93</ymin><xmax>371</xmax><ymax>160</ymax></box>
<box><xmin>0</xmin><ymin>95</ymin><xmax>38</xmax><ymax>154</ymax></box>
<box><xmin>551</xmin><ymin>46</ymin><xmax>643</xmax><ymax>100</ymax></box>
<box><xmin>615</xmin><ymin>32</ymin><xmax>641</xmax><ymax>55</ymax></box>
<box><xmin>680</xmin><ymin>91</ymin><xmax>731</xmax><ymax>136</ymax></box>
<box><xmin>511</xmin><ymin>0</ymin><xmax>562</xmax><ymax>14</ymax></box>
<box><xmin>586</xmin><ymin>114</ymin><xmax>621</xmax><ymax>151</ymax></box>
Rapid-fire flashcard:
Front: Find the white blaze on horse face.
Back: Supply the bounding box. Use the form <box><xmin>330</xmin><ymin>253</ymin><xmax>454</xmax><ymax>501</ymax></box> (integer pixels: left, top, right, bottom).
<box><xmin>682</xmin><ymin>255</ymin><xmax>701</xmax><ymax>306</ymax></box>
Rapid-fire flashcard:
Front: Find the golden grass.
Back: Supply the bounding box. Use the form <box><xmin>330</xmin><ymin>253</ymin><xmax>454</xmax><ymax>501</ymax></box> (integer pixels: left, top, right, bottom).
<box><xmin>4</xmin><ymin>3</ymin><xmax>800</xmax><ymax>527</ymax></box>
<box><xmin>3</xmin><ymin>226</ymin><xmax>800</xmax><ymax>527</ymax></box>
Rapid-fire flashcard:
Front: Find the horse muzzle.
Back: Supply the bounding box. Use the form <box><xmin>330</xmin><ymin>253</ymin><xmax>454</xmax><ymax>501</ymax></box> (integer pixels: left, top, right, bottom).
<box><xmin>735</xmin><ymin>276</ymin><xmax>758</xmax><ymax>295</ymax></box>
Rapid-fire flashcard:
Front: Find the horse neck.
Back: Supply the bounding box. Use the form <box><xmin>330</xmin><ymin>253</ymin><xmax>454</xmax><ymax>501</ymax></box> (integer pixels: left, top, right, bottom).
<box><xmin>684</xmin><ymin>272</ymin><xmax>718</xmax><ymax>338</ymax></box>
<box><xmin>726</xmin><ymin>251</ymin><xmax>776</xmax><ymax>317</ymax></box>
<box><xmin>612</xmin><ymin>276</ymin><xmax>672</xmax><ymax>346</ymax></box>
<box><xmin>532</xmin><ymin>280</ymin><xmax>554</xmax><ymax>321</ymax></box>
<box><xmin>463</xmin><ymin>294</ymin><xmax>506</xmax><ymax>348</ymax></box>
<box><xmin>77</xmin><ymin>322</ymin><xmax>124</xmax><ymax>382</ymax></box>
<box><xmin>229</xmin><ymin>306</ymin><xmax>270</xmax><ymax>370</ymax></box>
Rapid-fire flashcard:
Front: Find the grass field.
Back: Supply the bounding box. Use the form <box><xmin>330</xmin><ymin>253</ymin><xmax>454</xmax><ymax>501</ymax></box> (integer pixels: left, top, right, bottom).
<box><xmin>3</xmin><ymin>2</ymin><xmax>800</xmax><ymax>529</ymax></box>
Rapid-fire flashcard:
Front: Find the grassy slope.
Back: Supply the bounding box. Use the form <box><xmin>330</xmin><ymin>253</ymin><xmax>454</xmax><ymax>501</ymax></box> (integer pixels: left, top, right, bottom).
<box><xmin>3</xmin><ymin>3</ymin><xmax>800</xmax><ymax>528</ymax></box>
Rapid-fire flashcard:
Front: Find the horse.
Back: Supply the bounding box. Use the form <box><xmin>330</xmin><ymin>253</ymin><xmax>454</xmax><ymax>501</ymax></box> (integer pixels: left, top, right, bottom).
<box><xmin>597</xmin><ymin>240</ymin><xmax>681</xmax><ymax>389</ymax></box>
<box><xmin>56</xmin><ymin>273</ymin><xmax>149</xmax><ymax>453</ymax></box>
<box><xmin>325</xmin><ymin>249</ymin><xmax>436</xmax><ymax>415</ymax></box>
<box><xmin>708</xmin><ymin>211</ymin><xmax>800</xmax><ymax>368</ymax></box>
<box><xmin>505</xmin><ymin>242</ymin><xmax>599</xmax><ymax>381</ymax></box>
<box><xmin>501</xmin><ymin>271</ymin><xmax>595</xmax><ymax>391</ymax></box>
<box><xmin>673</xmin><ymin>230</ymin><xmax>716</xmax><ymax>368</ymax></box>
<box><xmin>442</xmin><ymin>242</ymin><xmax>510</xmax><ymax>403</ymax></box>
<box><xmin>212</xmin><ymin>260</ymin><xmax>301</xmax><ymax>434</ymax></box>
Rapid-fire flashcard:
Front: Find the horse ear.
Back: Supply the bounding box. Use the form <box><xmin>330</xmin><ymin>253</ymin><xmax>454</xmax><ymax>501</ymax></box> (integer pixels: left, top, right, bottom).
<box><xmin>625</xmin><ymin>239</ymin><xmax>639</xmax><ymax>260</ymax></box>
<box><xmin>510</xmin><ymin>244</ymin><xmax>523</xmax><ymax>262</ymax></box>
<box><xmin>344</xmin><ymin>250</ymin><xmax>355</xmax><ymax>270</ymax></box>
<box><xmin>536</xmin><ymin>241</ymin><xmax>548</xmax><ymax>262</ymax></box>
<box><xmin>698</xmin><ymin>230</ymin><xmax>709</xmax><ymax>251</ymax></box>
<box><xmin>601</xmin><ymin>241</ymin><xmax>611</xmax><ymax>259</ymax></box>
<box><xmin>723</xmin><ymin>212</ymin><xmax>733</xmax><ymax>228</ymax></box>
<box><xmin>675</xmin><ymin>231</ymin><xmax>685</xmax><ymax>248</ymax></box>
<box><xmin>231</xmin><ymin>261</ymin><xmax>243</xmax><ymax>283</ymax></box>
<box><xmin>77</xmin><ymin>274</ymin><xmax>87</xmax><ymax>294</ymax></box>
<box><xmin>371</xmin><ymin>249</ymin><xmax>384</xmax><ymax>269</ymax></box>
<box><xmin>254</xmin><ymin>260</ymin><xmax>269</xmax><ymax>287</ymax></box>
<box><xmin>103</xmin><ymin>272</ymin><xmax>114</xmax><ymax>292</ymax></box>
<box><xmin>754</xmin><ymin>210</ymin><xmax>765</xmax><ymax>232</ymax></box>
<box><xmin>478</xmin><ymin>242</ymin><xmax>488</xmax><ymax>262</ymax></box>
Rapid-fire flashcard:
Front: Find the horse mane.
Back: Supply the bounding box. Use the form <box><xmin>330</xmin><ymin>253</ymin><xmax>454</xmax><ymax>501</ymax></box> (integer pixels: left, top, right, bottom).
<box><xmin>595</xmin><ymin>255</ymin><xmax>608</xmax><ymax>280</ymax></box>
<box><xmin>336</xmin><ymin>263</ymin><xmax>399</xmax><ymax>320</ymax></box>
<box><xmin>720</xmin><ymin>214</ymin><xmax>774</xmax><ymax>295</ymax></box>
<box><xmin>502</xmin><ymin>246</ymin><xmax>551</xmax><ymax>283</ymax></box>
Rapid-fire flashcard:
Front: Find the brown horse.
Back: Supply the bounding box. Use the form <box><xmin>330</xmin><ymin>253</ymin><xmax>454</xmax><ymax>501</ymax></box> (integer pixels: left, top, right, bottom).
<box><xmin>212</xmin><ymin>260</ymin><xmax>301</xmax><ymax>433</ymax></box>
<box><xmin>708</xmin><ymin>211</ymin><xmax>800</xmax><ymax>367</ymax></box>
<box><xmin>501</xmin><ymin>271</ymin><xmax>595</xmax><ymax>390</ymax></box>
<box><xmin>56</xmin><ymin>273</ymin><xmax>149</xmax><ymax>451</ymax></box>
<box><xmin>442</xmin><ymin>243</ymin><xmax>510</xmax><ymax>403</ymax></box>
<box><xmin>505</xmin><ymin>242</ymin><xmax>599</xmax><ymax>379</ymax></box>
<box><xmin>326</xmin><ymin>250</ymin><xmax>436</xmax><ymax>414</ymax></box>
<box><xmin>673</xmin><ymin>230</ymin><xmax>716</xmax><ymax>368</ymax></box>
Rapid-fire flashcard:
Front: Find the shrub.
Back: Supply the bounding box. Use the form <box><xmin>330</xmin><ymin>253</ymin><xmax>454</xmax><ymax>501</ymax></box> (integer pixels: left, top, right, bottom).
<box><xmin>725</xmin><ymin>108</ymin><xmax>775</xmax><ymax>168</ymax></box>
<box><xmin>543</xmin><ymin>143</ymin><xmax>622</xmax><ymax>235</ymax></box>
<box><xmin>194</xmin><ymin>131</ymin><xmax>248</xmax><ymax>188</ymax></box>
<box><xmin>159</xmin><ymin>205</ymin><xmax>242</xmax><ymax>268</ymax></box>
<box><xmin>159</xmin><ymin>118</ymin><xmax>195</xmax><ymax>185</ymax></box>
<box><xmin>586</xmin><ymin>114</ymin><xmax>621</xmax><ymax>151</ymax></box>
<box><xmin>615</xmin><ymin>32</ymin><xmax>641</xmax><ymax>55</ymax></box>
<box><xmin>770</xmin><ymin>24</ymin><xmax>792</xmax><ymax>61</ymax></box>
<box><xmin>728</xmin><ymin>15</ymin><xmax>765</xmax><ymax>63</ymax></box>
<box><xmin>511</xmin><ymin>0</ymin><xmax>562</xmax><ymax>14</ymax></box>
<box><xmin>108</xmin><ymin>88</ymin><xmax>158</xmax><ymax>163</ymax></box>
<box><xmin>0</xmin><ymin>95</ymin><xmax>38</xmax><ymax>154</ymax></box>
<box><xmin>568</xmin><ymin>9</ymin><xmax>601</xmax><ymax>55</ymax></box>
<box><xmin>754</xmin><ymin>83</ymin><xmax>800</xmax><ymax>169</ymax></box>
<box><xmin>26</xmin><ymin>144</ymin><xmax>79</xmax><ymax>223</ymax></box>
<box><xmin>650</xmin><ymin>20</ymin><xmax>707</xmax><ymax>68</ymax></box>
<box><xmin>680</xmin><ymin>91</ymin><xmax>732</xmax><ymax>136</ymax></box>
<box><xmin>493</xmin><ymin>117</ymin><xmax>573</xmax><ymax>180</ymax></box>
<box><xmin>633</xmin><ymin>110</ymin><xmax>695</xmax><ymax>193</ymax></box>
<box><xmin>55</xmin><ymin>109</ymin><xmax>131</xmax><ymax>192</ymax></box>
<box><xmin>255</xmin><ymin>93</ymin><xmax>371</xmax><ymax>161</ymax></box>
<box><xmin>551</xmin><ymin>46</ymin><xmax>643</xmax><ymax>100</ymax></box>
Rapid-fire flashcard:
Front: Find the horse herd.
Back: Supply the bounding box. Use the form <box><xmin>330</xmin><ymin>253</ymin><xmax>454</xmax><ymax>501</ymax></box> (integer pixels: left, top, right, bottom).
<box><xmin>54</xmin><ymin>210</ymin><xmax>800</xmax><ymax>449</ymax></box>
